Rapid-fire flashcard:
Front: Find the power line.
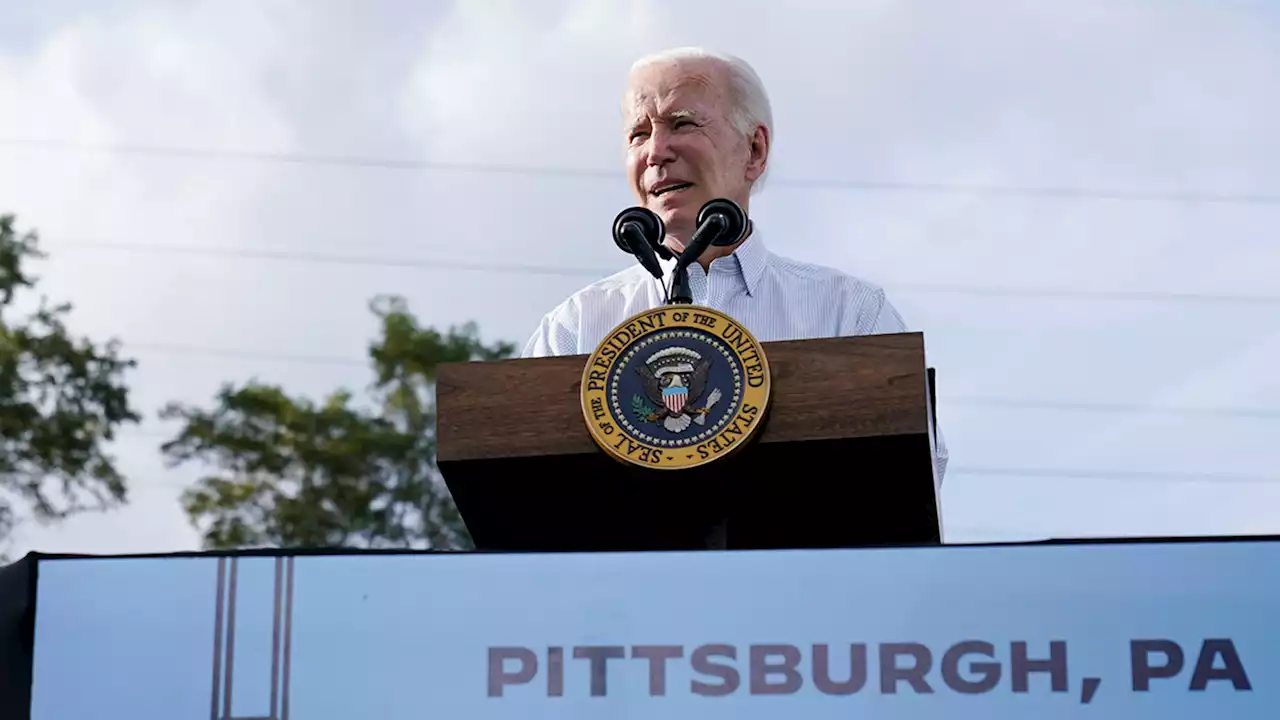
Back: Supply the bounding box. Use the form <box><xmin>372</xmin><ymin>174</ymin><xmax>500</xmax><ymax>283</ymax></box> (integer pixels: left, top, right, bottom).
<box><xmin>0</xmin><ymin>137</ymin><xmax>615</xmax><ymax>180</ymax></box>
<box><xmin>118</xmin><ymin>341</ymin><xmax>1280</xmax><ymax>422</ymax></box>
<box><xmin>6</xmin><ymin>136</ymin><xmax>1280</xmax><ymax>205</ymax></box>
<box><xmin>103</xmin><ymin>422</ymin><xmax>1280</xmax><ymax>488</ymax></box>
<box><xmin>947</xmin><ymin>396</ymin><xmax>1280</xmax><ymax>420</ymax></box>
<box><xmin>55</xmin><ymin>240</ymin><xmax>607</xmax><ymax>278</ymax></box>
<box><xmin>889</xmin><ymin>283</ymin><xmax>1280</xmax><ymax>306</ymax></box>
<box><xmin>49</xmin><ymin>239</ymin><xmax>1280</xmax><ymax>306</ymax></box>
<box><xmin>107</xmin><ymin>455</ymin><xmax>1276</xmax><ymax>487</ymax></box>
<box><xmin>131</xmin><ymin>342</ymin><xmax>366</xmax><ymax>368</ymax></box>
<box><xmin>110</xmin><ymin>402</ymin><xmax>1278</xmax><ymax>487</ymax></box>
<box><xmin>952</xmin><ymin>466</ymin><xmax>1276</xmax><ymax>484</ymax></box>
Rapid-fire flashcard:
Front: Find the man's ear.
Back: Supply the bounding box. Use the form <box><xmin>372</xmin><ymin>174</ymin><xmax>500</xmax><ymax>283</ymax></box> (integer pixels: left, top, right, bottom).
<box><xmin>745</xmin><ymin>124</ymin><xmax>770</xmax><ymax>181</ymax></box>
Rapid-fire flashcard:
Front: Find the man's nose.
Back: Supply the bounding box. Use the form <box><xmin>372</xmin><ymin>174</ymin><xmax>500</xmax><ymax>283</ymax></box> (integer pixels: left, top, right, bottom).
<box><xmin>645</xmin><ymin>127</ymin><xmax>677</xmax><ymax>166</ymax></box>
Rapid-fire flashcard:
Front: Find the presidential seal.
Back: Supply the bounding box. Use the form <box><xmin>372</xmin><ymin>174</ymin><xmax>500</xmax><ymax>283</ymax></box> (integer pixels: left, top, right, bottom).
<box><xmin>580</xmin><ymin>306</ymin><xmax>771</xmax><ymax>470</ymax></box>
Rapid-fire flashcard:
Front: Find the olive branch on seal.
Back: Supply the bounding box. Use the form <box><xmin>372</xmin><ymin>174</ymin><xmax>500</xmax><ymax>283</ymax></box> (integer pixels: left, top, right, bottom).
<box><xmin>631</xmin><ymin>395</ymin><xmax>660</xmax><ymax>423</ymax></box>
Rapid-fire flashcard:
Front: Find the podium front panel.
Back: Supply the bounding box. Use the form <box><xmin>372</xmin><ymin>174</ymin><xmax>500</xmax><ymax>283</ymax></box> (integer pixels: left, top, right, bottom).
<box><xmin>27</xmin><ymin>538</ymin><xmax>1279</xmax><ymax>719</ymax></box>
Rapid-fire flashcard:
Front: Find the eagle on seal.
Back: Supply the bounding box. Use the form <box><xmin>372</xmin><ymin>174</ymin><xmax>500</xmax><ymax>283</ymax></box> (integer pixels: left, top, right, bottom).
<box><xmin>636</xmin><ymin>346</ymin><xmax>713</xmax><ymax>433</ymax></box>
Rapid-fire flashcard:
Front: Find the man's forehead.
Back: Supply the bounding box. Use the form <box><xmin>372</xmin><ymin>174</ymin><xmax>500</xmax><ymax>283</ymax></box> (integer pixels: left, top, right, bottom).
<box><xmin>623</xmin><ymin>60</ymin><xmax>727</xmax><ymax>119</ymax></box>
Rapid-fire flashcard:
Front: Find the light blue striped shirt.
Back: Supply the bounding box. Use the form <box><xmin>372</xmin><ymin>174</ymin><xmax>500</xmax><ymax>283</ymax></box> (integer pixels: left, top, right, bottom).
<box><xmin>522</xmin><ymin>228</ymin><xmax>948</xmax><ymax>483</ymax></box>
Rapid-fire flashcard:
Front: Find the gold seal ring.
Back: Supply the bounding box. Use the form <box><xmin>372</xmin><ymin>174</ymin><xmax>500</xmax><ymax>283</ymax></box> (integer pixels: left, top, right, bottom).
<box><xmin>580</xmin><ymin>305</ymin><xmax>771</xmax><ymax>470</ymax></box>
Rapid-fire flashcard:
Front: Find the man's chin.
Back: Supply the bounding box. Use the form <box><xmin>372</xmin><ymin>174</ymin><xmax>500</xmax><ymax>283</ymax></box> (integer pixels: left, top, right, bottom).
<box><xmin>657</xmin><ymin>210</ymin><xmax>695</xmax><ymax>243</ymax></box>
<box><xmin>658</xmin><ymin>199</ymin><xmax>700</xmax><ymax>224</ymax></box>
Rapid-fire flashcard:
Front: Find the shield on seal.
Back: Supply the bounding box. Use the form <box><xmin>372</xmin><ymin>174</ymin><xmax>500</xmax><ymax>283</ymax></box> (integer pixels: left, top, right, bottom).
<box><xmin>662</xmin><ymin>385</ymin><xmax>688</xmax><ymax>414</ymax></box>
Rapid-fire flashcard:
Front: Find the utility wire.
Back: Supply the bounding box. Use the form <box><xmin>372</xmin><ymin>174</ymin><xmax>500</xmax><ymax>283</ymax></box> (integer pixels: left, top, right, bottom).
<box><xmin>890</xmin><ymin>283</ymin><xmax>1280</xmax><ymax>306</ymax></box>
<box><xmin>947</xmin><ymin>396</ymin><xmax>1280</xmax><ymax>420</ymax></box>
<box><xmin>952</xmin><ymin>466</ymin><xmax>1277</xmax><ymax>484</ymax></box>
<box><xmin>49</xmin><ymin>240</ymin><xmax>1280</xmax><ymax>306</ymax></box>
<box><xmin>107</xmin><ymin>415</ymin><xmax>1280</xmax><ymax>486</ymax></box>
<box><xmin>6</xmin><ymin>136</ymin><xmax>1280</xmax><ymax>205</ymax></box>
<box><xmin>131</xmin><ymin>342</ymin><xmax>367</xmax><ymax>368</ymax></box>
<box><xmin>108</xmin><ymin>451</ymin><xmax>1277</xmax><ymax>486</ymax></box>
<box><xmin>54</xmin><ymin>240</ymin><xmax>605</xmax><ymax>278</ymax></box>
<box><xmin>9</xmin><ymin>141</ymin><xmax>1276</xmax><ymax>492</ymax></box>
<box><xmin>121</xmin><ymin>340</ymin><xmax>1280</xmax><ymax>422</ymax></box>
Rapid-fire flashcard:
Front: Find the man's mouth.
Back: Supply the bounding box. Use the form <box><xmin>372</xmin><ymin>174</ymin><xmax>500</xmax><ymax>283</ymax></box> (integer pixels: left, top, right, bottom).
<box><xmin>651</xmin><ymin>182</ymin><xmax>694</xmax><ymax>197</ymax></box>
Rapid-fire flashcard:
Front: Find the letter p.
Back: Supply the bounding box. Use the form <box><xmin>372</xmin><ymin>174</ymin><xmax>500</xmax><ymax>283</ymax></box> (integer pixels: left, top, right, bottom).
<box><xmin>489</xmin><ymin>647</ymin><xmax>537</xmax><ymax>697</ymax></box>
<box><xmin>1131</xmin><ymin>639</ymin><xmax>1183</xmax><ymax>692</ymax></box>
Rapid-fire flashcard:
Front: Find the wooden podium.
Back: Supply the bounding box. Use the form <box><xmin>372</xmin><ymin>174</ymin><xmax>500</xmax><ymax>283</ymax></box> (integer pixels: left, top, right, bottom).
<box><xmin>436</xmin><ymin>331</ymin><xmax>942</xmax><ymax>552</ymax></box>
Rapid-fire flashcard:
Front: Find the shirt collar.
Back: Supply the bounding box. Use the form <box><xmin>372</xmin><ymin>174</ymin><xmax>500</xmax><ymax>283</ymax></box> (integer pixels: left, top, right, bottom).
<box><xmin>658</xmin><ymin>223</ymin><xmax>769</xmax><ymax>297</ymax></box>
<box><xmin>725</xmin><ymin>225</ymin><xmax>768</xmax><ymax>296</ymax></box>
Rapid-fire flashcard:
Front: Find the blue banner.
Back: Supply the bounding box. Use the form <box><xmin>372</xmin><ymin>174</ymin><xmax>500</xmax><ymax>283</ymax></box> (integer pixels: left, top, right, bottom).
<box><xmin>29</xmin><ymin>539</ymin><xmax>1279</xmax><ymax>718</ymax></box>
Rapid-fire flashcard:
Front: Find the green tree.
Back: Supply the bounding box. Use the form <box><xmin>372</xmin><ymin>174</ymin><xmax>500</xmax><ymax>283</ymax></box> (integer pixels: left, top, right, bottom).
<box><xmin>159</xmin><ymin>295</ymin><xmax>515</xmax><ymax>550</ymax></box>
<box><xmin>0</xmin><ymin>214</ymin><xmax>140</xmax><ymax>554</ymax></box>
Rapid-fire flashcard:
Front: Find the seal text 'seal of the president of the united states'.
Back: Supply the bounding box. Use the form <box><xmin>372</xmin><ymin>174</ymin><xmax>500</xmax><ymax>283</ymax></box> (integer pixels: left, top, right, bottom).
<box><xmin>580</xmin><ymin>305</ymin><xmax>771</xmax><ymax>470</ymax></box>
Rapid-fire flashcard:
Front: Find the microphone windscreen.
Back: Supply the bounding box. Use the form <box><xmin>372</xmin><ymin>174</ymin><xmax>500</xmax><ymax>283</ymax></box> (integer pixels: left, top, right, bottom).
<box><xmin>696</xmin><ymin>199</ymin><xmax>748</xmax><ymax>246</ymax></box>
<box><xmin>612</xmin><ymin>206</ymin><xmax>664</xmax><ymax>253</ymax></box>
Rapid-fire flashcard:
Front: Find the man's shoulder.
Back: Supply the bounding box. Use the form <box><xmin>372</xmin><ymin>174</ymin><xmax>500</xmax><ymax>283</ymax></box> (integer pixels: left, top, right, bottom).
<box><xmin>575</xmin><ymin>262</ymin><xmax>656</xmax><ymax>296</ymax></box>
<box><xmin>763</xmin><ymin>248</ymin><xmax>889</xmax><ymax>297</ymax></box>
<box><xmin>758</xmin><ymin>247</ymin><xmax>904</xmax><ymax>334</ymax></box>
<box><xmin>542</xmin><ymin>264</ymin><xmax>655</xmax><ymax>316</ymax></box>
<box><xmin>529</xmin><ymin>260</ymin><xmax>655</xmax><ymax>325</ymax></box>
<box><xmin>523</xmin><ymin>264</ymin><xmax>657</xmax><ymax>357</ymax></box>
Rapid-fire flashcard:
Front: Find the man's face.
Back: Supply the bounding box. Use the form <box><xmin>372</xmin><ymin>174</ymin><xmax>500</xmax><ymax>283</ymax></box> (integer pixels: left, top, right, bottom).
<box><xmin>622</xmin><ymin>58</ymin><xmax>767</xmax><ymax>248</ymax></box>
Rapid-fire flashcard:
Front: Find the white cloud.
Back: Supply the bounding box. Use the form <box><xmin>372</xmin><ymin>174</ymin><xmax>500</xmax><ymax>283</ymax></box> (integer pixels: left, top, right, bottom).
<box><xmin>399</xmin><ymin>0</ymin><xmax>659</xmax><ymax>168</ymax></box>
<box><xmin>0</xmin><ymin>0</ymin><xmax>1277</xmax><ymax>555</ymax></box>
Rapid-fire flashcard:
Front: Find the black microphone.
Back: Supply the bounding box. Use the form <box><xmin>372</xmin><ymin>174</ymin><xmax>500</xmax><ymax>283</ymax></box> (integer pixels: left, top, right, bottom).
<box><xmin>669</xmin><ymin>198</ymin><xmax>750</xmax><ymax>304</ymax></box>
<box><xmin>678</xmin><ymin>198</ymin><xmax>749</xmax><ymax>264</ymax></box>
<box><xmin>612</xmin><ymin>206</ymin><xmax>670</xmax><ymax>279</ymax></box>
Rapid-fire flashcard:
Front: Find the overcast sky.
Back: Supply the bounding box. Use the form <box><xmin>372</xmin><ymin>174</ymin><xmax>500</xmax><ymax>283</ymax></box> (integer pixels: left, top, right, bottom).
<box><xmin>1</xmin><ymin>0</ymin><xmax>1277</xmax><ymax>557</ymax></box>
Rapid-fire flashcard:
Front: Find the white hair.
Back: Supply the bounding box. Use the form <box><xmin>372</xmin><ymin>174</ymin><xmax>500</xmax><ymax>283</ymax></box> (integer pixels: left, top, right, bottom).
<box><xmin>629</xmin><ymin>46</ymin><xmax>773</xmax><ymax>193</ymax></box>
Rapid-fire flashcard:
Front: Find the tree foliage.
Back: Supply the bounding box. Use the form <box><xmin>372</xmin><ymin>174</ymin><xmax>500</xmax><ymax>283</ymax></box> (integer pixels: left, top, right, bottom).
<box><xmin>0</xmin><ymin>214</ymin><xmax>141</xmax><ymax>549</ymax></box>
<box><xmin>159</xmin><ymin>295</ymin><xmax>516</xmax><ymax>550</ymax></box>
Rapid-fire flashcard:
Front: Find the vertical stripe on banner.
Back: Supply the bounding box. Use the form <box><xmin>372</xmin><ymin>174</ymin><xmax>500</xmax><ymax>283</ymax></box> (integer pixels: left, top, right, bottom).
<box><xmin>209</xmin><ymin>557</ymin><xmax>295</xmax><ymax>720</ymax></box>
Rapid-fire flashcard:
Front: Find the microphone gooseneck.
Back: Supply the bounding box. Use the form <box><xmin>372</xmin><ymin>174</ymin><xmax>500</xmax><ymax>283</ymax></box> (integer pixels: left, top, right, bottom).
<box><xmin>612</xmin><ymin>206</ymin><xmax>669</xmax><ymax>280</ymax></box>
<box><xmin>668</xmin><ymin>198</ymin><xmax>749</xmax><ymax>305</ymax></box>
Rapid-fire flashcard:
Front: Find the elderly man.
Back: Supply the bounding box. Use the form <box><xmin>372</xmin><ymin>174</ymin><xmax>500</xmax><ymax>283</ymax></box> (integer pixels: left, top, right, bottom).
<box><xmin>521</xmin><ymin>46</ymin><xmax>947</xmax><ymax>481</ymax></box>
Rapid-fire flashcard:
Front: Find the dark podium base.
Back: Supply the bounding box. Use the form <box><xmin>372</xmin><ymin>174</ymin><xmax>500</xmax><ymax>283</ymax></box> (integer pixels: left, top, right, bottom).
<box><xmin>442</xmin><ymin>433</ymin><xmax>940</xmax><ymax>553</ymax></box>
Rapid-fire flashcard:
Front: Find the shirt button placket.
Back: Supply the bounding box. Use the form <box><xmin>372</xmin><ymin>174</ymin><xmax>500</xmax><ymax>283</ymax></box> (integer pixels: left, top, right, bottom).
<box><xmin>691</xmin><ymin>267</ymin><xmax>709</xmax><ymax>307</ymax></box>
<box><xmin>706</xmin><ymin>275</ymin><xmax>720</xmax><ymax>309</ymax></box>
